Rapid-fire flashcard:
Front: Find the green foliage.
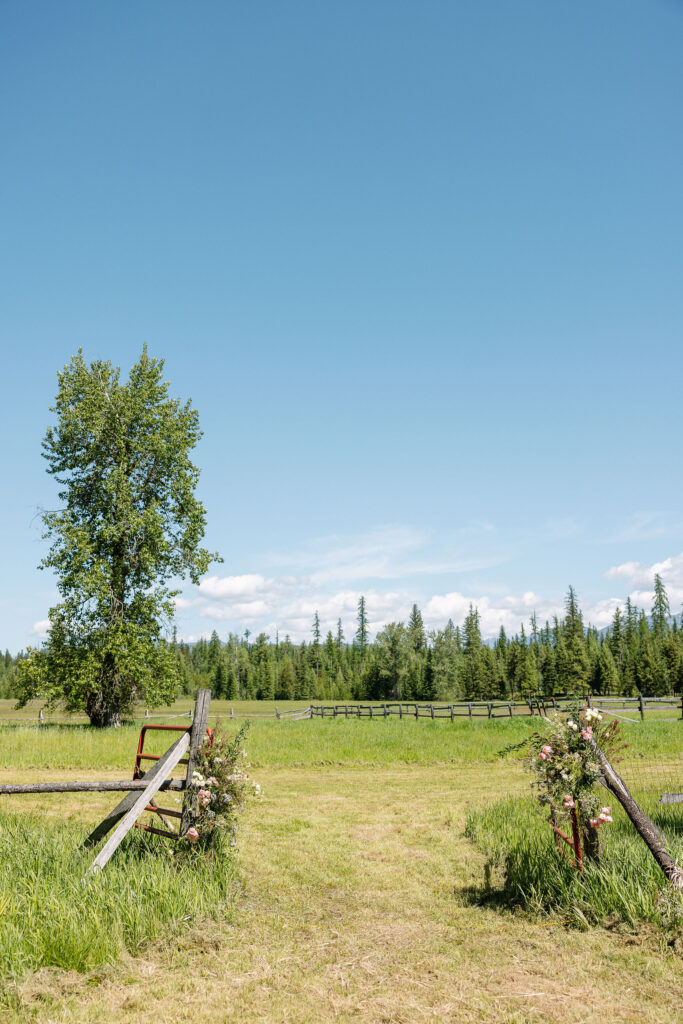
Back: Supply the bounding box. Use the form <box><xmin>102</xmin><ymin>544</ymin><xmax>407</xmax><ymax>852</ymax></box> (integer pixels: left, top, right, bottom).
<box><xmin>16</xmin><ymin>349</ymin><xmax>219</xmax><ymax>725</ymax></box>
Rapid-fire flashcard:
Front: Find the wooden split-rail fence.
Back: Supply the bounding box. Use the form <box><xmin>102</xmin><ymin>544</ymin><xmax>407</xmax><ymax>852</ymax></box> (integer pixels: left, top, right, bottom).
<box><xmin>0</xmin><ymin>689</ymin><xmax>212</xmax><ymax>879</ymax></box>
<box><xmin>309</xmin><ymin>695</ymin><xmax>683</xmax><ymax>722</ymax></box>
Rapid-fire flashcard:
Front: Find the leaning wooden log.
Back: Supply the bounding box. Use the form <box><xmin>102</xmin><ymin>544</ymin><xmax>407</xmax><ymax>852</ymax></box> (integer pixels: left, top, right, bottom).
<box><xmin>0</xmin><ymin>779</ymin><xmax>186</xmax><ymax>794</ymax></box>
<box><xmin>84</xmin><ymin>731</ymin><xmax>191</xmax><ymax>877</ymax></box>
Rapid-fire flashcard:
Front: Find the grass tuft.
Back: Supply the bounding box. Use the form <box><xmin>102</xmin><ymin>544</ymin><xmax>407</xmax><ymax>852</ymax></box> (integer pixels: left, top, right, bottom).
<box><xmin>0</xmin><ymin>812</ymin><xmax>238</xmax><ymax>985</ymax></box>
<box><xmin>465</xmin><ymin>791</ymin><xmax>683</xmax><ymax>929</ymax></box>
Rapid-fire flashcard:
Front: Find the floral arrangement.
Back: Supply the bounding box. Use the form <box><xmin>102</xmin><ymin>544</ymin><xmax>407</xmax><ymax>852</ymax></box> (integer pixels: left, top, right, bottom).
<box><xmin>178</xmin><ymin>723</ymin><xmax>261</xmax><ymax>855</ymax></box>
<box><xmin>524</xmin><ymin>704</ymin><xmax>625</xmax><ymax>860</ymax></box>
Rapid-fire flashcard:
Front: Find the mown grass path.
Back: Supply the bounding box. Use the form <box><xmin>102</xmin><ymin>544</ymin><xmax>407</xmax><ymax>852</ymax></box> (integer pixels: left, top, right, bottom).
<box><xmin>6</xmin><ymin>761</ymin><xmax>683</xmax><ymax>1024</ymax></box>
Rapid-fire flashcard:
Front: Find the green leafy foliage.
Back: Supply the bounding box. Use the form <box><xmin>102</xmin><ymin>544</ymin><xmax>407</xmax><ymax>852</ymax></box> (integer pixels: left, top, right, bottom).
<box><xmin>16</xmin><ymin>349</ymin><xmax>219</xmax><ymax>725</ymax></box>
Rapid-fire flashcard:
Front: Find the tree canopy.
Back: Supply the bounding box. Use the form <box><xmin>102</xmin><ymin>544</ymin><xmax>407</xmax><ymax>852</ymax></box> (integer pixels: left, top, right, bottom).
<box><xmin>17</xmin><ymin>348</ymin><xmax>219</xmax><ymax>725</ymax></box>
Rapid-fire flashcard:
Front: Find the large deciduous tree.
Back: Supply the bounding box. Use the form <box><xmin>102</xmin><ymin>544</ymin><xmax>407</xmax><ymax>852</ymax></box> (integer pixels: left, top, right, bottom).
<box><xmin>17</xmin><ymin>348</ymin><xmax>219</xmax><ymax>726</ymax></box>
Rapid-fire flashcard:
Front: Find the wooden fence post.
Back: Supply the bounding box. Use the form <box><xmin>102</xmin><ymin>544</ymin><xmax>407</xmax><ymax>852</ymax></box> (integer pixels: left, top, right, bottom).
<box><xmin>638</xmin><ymin>694</ymin><xmax>645</xmax><ymax>721</ymax></box>
<box><xmin>179</xmin><ymin>689</ymin><xmax>212</xmax><ymax>837</ymax></box>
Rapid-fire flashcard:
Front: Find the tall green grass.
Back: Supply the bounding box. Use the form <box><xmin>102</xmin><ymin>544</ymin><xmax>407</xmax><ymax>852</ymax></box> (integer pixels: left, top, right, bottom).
<box><xmin>0</xmin><ymin>717</ymin><xmax>542</xmax><ymax>771</ymax></box>
<box><xmin>1</xmin><ymin>715</ymin><xmax>682</xmax><ymax>772</ymax></box>
<box><xmin>466</xmin><ymin>792</ymin><xmax>683</xmax><ymax>929</ymax></box>
<box><xmin>0</xmin><ymin>812</ymin><xmax>238</xmax><ymax>984</ymax></box>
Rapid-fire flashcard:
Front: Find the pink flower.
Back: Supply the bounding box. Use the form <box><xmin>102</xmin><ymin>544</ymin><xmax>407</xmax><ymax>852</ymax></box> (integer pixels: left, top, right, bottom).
<box><xmin>590</xmin><ymin>818</ymin><xmax>601</xmax><ymax>829</ymax></box>
<box><xmin>185</xmin><ymin>827</ymin><xmax>200</xmax><ymax>843</ymax></box>
<box><xmin>541</xmin><ymin>745</ymin><xmax>553</xmax><ymax>755</ymax></box>
<box><xmin>580</xmin><ymin>726</ymin><xmax>593</xmax><ymax>740</ymax></box>
<box><xmin>538</xmin><ymin>752</ymin><xmax>548</xmax><ymax>761</ymax></box>
<box><xmin>207</xmin><ymin>776</ymin><xmax>219</xmax><ymax>787</ymax></box>
<box><xmin>197</xmin><ymin>789</ymin><xmax>212</xmax><ymax>807</ymax></box>
<box><xmin>563</xmin><ymin>795</ymin><xmax>575</xmax><ymax>809</ymax></box>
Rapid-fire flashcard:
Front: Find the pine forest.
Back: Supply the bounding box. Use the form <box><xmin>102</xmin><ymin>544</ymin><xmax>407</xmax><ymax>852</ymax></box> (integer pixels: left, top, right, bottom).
<box><xmin>2</xmin><ymin>577</ymin><xmax>681</xmax><ymax>704</ymax></box>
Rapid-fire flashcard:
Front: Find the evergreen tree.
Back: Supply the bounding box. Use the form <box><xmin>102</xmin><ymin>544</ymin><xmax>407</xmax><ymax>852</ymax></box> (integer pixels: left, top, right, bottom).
<box><xmin>407</xmin><ymin>604</ymin><xmax>426</xmax><ymax>653</ymax></box>
<box><xmin>461</xmin><ymin>604</ymin><xmax>484</xmax><ymax>699</ymax></box>
<box><xmin>278</xmin><ymin>658</ymin><xmax>296</xmax><ymax>700</ymax></box>
<box><xmin>375</xmin><ymin>622</ymin><xmax>408</xmax><ymax>699</ymax></box>
<box><xmin>651</xmin><ymin>574</ymin><xmax>671</xmax><ymax>638</ymax></box>
<box><xmin>593</xmin><ymin>643</ymin><xmax>619</xmax><ymax>695</ymax></box>
<box><xmin>355</xmin><ymin>596</ymin><xmax>369</xmax><ymax>677</ymax></box>
<box><xmin>609</xmin><ymin>606</ymin><xmax>625</xmax><ymax>666</ymax></box>
<box><xmin>311</xmin><ymin>612</ymin><xmax>321</xmax><ymax>677</ymax></box>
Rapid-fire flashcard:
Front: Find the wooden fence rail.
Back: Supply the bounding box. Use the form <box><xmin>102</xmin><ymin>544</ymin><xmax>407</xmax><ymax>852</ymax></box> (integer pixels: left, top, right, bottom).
<box><xmin>309</xmin><ymin>695</ymin><xmax>683</xmax><ymax>722</ymax></box>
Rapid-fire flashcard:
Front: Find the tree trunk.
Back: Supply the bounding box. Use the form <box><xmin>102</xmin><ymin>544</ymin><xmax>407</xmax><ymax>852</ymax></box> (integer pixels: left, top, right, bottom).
<box><xmin>86</xmin><ymin>693</ymin><xmax>121</xmax><ymax>728</ymax></box>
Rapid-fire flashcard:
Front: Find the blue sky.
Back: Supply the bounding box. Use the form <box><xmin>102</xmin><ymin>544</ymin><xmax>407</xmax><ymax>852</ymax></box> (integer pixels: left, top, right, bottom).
<box><xmin>2</xmin><ymin>1</ymin><xmax>682</xmax><ymax>650</ymax></box>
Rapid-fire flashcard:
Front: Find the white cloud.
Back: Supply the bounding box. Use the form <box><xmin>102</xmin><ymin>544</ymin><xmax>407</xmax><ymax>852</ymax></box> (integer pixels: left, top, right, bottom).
<box><xmin>423</xmin><ymin>590</ymin><xmax>564</xmax><ymax>638</ymax></box>
<box><xmin>605</xmin><ymin>552</ymin><xmax>683</xmax><ymax>589</ymax></box>
<box><xmin>198</xmin><ymin>574</ymin><xmax>271</xmax><ymax>600</ymax></box>
<box><xmin>173</xmin><ymin>596</ymin><xmax>203</xmax><ymax>610</ymax></box>
<box><xmin>200</xmin><ymin>599</ymin><xmax>273</xmax><ymax>622</ymax></box>
<box><xmin>601</xmin><ymin>552</ymin><xmax>683</xmax><ymax>621</ymax></box>
<box><xmin>30</xmin><ymin>619</ymin><xmax>51</xmax><ymax>639</ymax></box>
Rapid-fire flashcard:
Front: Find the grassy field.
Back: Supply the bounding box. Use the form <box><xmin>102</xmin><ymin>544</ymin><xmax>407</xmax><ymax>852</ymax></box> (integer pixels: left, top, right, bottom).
<box><xmin>2</xmin><ymin>711</ymin><xmax>683</xmax><ymax>1022</ymax></box>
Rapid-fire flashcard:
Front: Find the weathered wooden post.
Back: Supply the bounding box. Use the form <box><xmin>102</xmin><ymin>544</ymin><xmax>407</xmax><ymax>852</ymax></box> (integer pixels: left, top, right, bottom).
<box><xmin>180</xmin><ymin>689</ymin><xmax>212</xmax><ymax>837</ymax></box>
<box><xmin>638</xmin><ymin>694</ymin><xmax>645</xmax><ymax>721</ymax></box>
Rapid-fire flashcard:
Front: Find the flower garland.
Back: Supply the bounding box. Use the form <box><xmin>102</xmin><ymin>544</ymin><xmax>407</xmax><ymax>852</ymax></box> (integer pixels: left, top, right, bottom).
<box><xmin>178</xmin><ymin>723</ymin><xmax>261</xmax><ymax>855</ymax></box>
<box><xmin>524</xmin><ymin>704</ymin><xmax>625</xmax><ymax>859</ymax></box>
